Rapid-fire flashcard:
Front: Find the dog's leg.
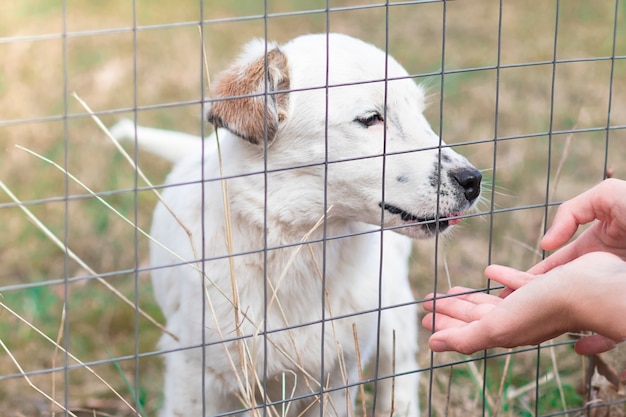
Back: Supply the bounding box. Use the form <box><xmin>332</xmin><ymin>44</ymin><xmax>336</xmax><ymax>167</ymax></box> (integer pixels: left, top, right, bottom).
<box><xmin>293</xmin><ymin>375</ymin><xmax>355</xmax><ymax>417</ymax></box>
<box><xmin>157</xmin><ymin>347</ymin><xmax>204</xmax><ymax>417</ymax></box>
<box><xmin>158</xmin><ymin>345</ymin><xmax>249</xmax><ymax>417</ymax></box>
<box><xmin>375</xmin><ymin>303</ymin><xmax>420</xmax><ymax>417</ymax></box>
<box><xmin>375</xmin><ymin>233</ymin><xmax>420</xmax><ymax>417</ymax></box>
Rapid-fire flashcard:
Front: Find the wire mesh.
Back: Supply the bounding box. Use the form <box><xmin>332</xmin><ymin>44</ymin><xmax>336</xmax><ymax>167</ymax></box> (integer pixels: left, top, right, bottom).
<box><xmin>1</xmin><ymin>1</ymin><xmax>625</xmax><ymax>416</ymax></box>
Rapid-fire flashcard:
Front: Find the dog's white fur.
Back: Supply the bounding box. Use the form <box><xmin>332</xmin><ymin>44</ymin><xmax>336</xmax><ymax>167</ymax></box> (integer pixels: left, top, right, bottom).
<box><xmin>112</xmin><ymin>33</ymin><xmax>481</xmax><ymax>417</ymax></box>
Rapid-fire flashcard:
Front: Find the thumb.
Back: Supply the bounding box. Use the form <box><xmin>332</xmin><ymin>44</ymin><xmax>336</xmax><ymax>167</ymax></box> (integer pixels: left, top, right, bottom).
<box><xmin>574</xmin><ymin>334</ymin><xmax>618</xmax><ymax>355</ymax></box>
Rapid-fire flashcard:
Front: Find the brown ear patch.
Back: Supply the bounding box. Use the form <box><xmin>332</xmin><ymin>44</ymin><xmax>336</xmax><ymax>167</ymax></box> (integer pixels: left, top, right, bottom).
<box><xmin>207</xmin><ymin>47</ymin><xmax>289</xmax><ymax>145</ymax></box>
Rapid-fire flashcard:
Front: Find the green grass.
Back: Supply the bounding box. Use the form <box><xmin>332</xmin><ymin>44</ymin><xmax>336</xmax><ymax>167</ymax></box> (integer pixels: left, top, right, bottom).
<box><xmin>1</xmin><ymin>0</ymin><xmax>625</xmax><ymax>416</ymax></box>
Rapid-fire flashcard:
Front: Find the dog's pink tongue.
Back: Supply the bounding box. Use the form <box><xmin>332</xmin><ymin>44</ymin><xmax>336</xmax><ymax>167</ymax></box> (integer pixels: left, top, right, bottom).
<box><xmin>448</xmin><ymin>213</ymin><xmax>463</xmax><ymax>225</ymax></box>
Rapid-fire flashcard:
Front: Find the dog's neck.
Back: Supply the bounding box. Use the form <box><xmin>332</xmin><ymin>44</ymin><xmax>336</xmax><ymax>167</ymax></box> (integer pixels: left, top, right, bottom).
<box><xmin>209</xmin><ymin>132</ymin><xmax>357</xmax><ymax>243</ymax></box>
<box><xmin>222</xmin><ymin>207</ymin><xmax>380</xmax><ymax>298</ymax></box>
<box><xmin>225</xmin><ymin>197</ymin><xmax>370</xmax><ymax>251</ymax></box>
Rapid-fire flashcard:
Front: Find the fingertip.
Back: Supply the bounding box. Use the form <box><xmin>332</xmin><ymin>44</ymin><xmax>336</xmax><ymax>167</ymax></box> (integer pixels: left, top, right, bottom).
<box><xmin>484</xmin><ymin>264</ymin><xmax>516</xmax><ymax>280</ymax></box>
<box><xmin>428</xmin><ymin>326</ymin><xmax>486</xmax><ymax>355</ymax></box>
<box><xmin>484</xmin><ymin>264</ymin><xmax>506</xmax><ymax>278</ymax></box>
<box><xmin>539</xmin><ymin>226</ymin><xmax>556</xmax><ymax>249</ymax></box>
<box><xmin>574</xmin><ymin>335</ymin><xmax>618</xmax><ymax>355</ymax></box>
<box><xmin>484</xmin><ymin>264</ymin><xmax>535</xmax><ymax>290</ymax></box>
<box><xmin>485</xmin><ymin>263</ymin><xmax>515</xmax><ymax>273</ymax></box>
<box><xmin>484</xmin><ymin>264</ymin><xmax>498</xmax><ymax>275</ymax></box>
<box><xmin>539</xmin><ymin>234</ymin><xmax>560</xmax><ymax>252</ymax></box>
<box><xmin>422</xmin><ymin>296</ymin><xmax>435</xmax><ymax>313</ymax></box>
<box><xmin>421</xmin><ymin>313</ymin><xmax>434</xmax><ymax>331</ymax></box>
<box><xmin>540</xmin><ymin>207</ymin><xmax>580</xmax><ymax>251</ymax></box>
<box><xmin>429</xmin><ymin>336</ymin><xmax>449</xmax><ymax>352</ymax></box>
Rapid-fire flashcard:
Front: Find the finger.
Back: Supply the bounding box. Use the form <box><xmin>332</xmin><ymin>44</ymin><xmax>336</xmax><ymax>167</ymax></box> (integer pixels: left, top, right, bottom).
<box><xmin>447</xmin><ymin>286</ymin><xmax>501</xmax><ymax>304</ymax></box>
<box><xmin>529</xmin><ymin>226</ymin><xmax>607</xmax><ymax>274</ymax></box>
<box><xmin>426</xmin><ymin>296</ymin><xmax>499</xmax><ymax>325</ymax></box>
<box><xmin>421</xmin><ymin>292</ymin><xmax>438</xmax><ymax>312</ymax></box>
<box><xmin>527</xmin><ymin>244</ymin><xmax>578</xmax><ymax>274</ymax></box>
<box><xmin>428</xmin><ymin>322</ymin><xmax>497</xmax><ymax>354</ymax></box>
<box><xmin>485</xmin><ymin>265</ymin><xmax>535</xmax><ymax>290</ymax></box>
<box><xmin>429</xmin><ymin>319</ymin><xmax>565</xmax><ymax>354</ymax></box>
<box><xmin>421</xmin><ymin>313</ymin><xmax>468</xmax><ymax>332</ymax></box>
<box><xmin>422</xmin><ymin>292</ymin><xmax>451</xmax><ymax>313</ymax></box>
<box><xmin>574</xmin><ymin>334</ymin><xmax>618</xmax><ymax>355</ymax></box>
<box><xmin>541</xmin><ymin>179</ymin><xmax>616</xmax><ymax>251</ymax></box>
<box><xmin>541</xmin><ymin>212</ymin><xmax>584</xmax><ymax>252</ymax></box>
<box><xmin>499</xmin><ymin>287</ymin><xmax>514</xmax><ymax>298</ymax></box>
<box><xmin>423</xmin><ymin>287</ymin><xmax>494</xmax><ymax>312</ymax></box>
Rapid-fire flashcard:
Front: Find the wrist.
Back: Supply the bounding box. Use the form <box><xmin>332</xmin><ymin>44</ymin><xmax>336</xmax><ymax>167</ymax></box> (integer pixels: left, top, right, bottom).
<box><xmin>567</xmin><ymin>253</ymin><xmax>626</xmax><ymax>341</ymax></box>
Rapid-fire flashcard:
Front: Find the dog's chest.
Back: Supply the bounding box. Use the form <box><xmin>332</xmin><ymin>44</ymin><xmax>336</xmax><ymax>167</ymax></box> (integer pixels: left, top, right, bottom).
<box><xmin>233</xmin><ymin>233</ymin><xmax>383</xmax><ymax>327</ymax></box>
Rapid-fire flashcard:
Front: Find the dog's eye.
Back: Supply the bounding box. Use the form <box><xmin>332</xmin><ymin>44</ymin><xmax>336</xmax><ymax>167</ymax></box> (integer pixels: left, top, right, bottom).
<box><xmin>356</xmin><ymin>113</ymin><xmax>384</xmax><ymax>128</ymax></box>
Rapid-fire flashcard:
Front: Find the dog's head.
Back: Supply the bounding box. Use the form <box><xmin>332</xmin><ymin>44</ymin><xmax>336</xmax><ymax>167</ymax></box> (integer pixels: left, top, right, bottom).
<box><xmin>207</xmin><ymin>33</ymin><xmax>481</xmax><ymax>239</ymax></box>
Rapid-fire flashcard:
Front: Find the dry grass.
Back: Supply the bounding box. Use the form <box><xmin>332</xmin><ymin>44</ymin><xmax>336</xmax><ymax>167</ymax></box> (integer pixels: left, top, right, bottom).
<box><xmin>1</xmin><ymin>0</ymin><xmax>625</xmax><ymax>416</ymax></box>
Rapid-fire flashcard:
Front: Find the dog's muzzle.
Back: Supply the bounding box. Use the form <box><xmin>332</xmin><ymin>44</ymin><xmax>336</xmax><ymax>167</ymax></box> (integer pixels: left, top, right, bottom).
<box><xmin>380</xmin><ymin>166</ymin><xmax>482</xmax><ymax>235</ymax></box>
<box><xmin>379</xmin><ymin>202</ymin><xmax>463</xmax><ymax>234</ymax></box>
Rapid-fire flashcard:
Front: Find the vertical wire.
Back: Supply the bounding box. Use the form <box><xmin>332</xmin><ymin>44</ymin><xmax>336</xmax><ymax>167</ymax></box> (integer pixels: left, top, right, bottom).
<box><xmin>427</xmin><ymin>0</ymin><xmax>448</xmax><ymax>415</ymax></box>
<box><xmin>482</xmin><ymin>1</ymin><xmax>505</xmax><ymax>416</ymax></box>
<box><xmin>603</xmin><ymin>0</ymin><xmax>620</xmax><ymax>179</ymax></box>
<box><xmin>545</xmin><ymin>2</ymin><xmax>560</xmax><ymax>260</ymax></box>
<box><xmin>199</xmin><ymin>0</ymin><xmax>208</xmax><ymax>416</ymax></box>
<box><xmin>583</xmin><ymin>1</ymin><xmax>623</xmax><ymax>413</ymax></box>
<box><xmin>131</xmin><ymin>0</ymin><xmax>141</xmax><ymax>415</ymax></box>
<box><xmin>539</xmin><ymin>0</ymin><xmax>562</xmax><ymax>414</ymax></box>
<box><xmin>262</xmin><ymin>2</ymin><xmax>270</xmax><ymax>416</ymax></box>
<box><xmin>319</xmin><ymin>3</ymin><xmax>331</xmax><ymax>415</ymax></box>
<box><xmin>61</xmin><ymin>1</ymin><xmax>70</xmax><ymax>415</ymax></box>
<box><xmin>372</xmin><ymin>1</ymin><xmax>392</xmax><ymax>415</ymax></box>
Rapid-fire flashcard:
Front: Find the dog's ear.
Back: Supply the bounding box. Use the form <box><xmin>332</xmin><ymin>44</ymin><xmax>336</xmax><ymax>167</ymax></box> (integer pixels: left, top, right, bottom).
<box><xmin>207</xmin><ymin>43</ymin><xmax>289</xmax><ymax>145</ymax></box>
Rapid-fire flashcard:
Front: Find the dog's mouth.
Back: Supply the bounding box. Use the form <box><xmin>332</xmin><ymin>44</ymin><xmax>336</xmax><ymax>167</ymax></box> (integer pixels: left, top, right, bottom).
<box><xmin>379</xmin><ymin>202</ymin><xmax>463</xmax><ymax>234</ymax></box>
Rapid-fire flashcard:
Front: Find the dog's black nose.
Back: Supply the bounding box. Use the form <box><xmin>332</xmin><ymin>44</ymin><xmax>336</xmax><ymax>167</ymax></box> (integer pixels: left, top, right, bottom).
<box><xmin>450</xmin><ymin>167</ymin><xmax>482</xmax><ymax>202</ymax></box>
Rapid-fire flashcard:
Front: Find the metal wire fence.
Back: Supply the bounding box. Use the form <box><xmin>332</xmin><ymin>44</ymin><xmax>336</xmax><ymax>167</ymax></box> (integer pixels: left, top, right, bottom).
<box><xmin>1</xmin><ymin>1</ymin><xmax>625</xmax><ymax>416</ymax></box>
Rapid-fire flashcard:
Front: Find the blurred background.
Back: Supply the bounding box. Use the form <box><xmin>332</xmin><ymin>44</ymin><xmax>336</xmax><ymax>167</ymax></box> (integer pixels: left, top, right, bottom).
<box><xmin>1</xmin><ymin>1</ymin><xmax>625</xmax><ymax>416</ymax></box>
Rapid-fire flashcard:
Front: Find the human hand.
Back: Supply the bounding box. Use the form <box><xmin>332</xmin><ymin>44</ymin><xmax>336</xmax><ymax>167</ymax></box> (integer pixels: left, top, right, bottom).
<box><xmin>530</xmin><ymin>178</ymin><xmax>626</xmax><ymax>275</ymax></box>
<box><xmin>521</xmin><ymin>178</ymin><xmax>626</xmax><ymax>352</ymax></box>
<box><xmin>422</xmin><ymin>252</ymin><xmax>626</xmax><ymax>355</ymax></box>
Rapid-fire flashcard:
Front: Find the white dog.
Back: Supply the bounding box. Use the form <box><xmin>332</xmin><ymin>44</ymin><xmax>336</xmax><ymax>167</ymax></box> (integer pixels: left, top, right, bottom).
<box><xmin>112</xmin><ymin>33</ymin><xmax>481</xmax><ymax>417</ymax></box>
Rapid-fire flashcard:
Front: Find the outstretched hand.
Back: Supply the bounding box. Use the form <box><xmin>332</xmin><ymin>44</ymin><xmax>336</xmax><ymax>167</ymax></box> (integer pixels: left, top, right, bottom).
<box><xmin>423</xmin><ymin>252</ymin><xmax>626</xmax><ymax>354</ymax></box>
<box><xmin>423</xmin><ymin>179</ymin><xmax>626</xmax><ymax>355</ymax></box>
<box><xmin>531</xmin><ymin>178</ymin><xmax>626</xmax><ymax>274</ymax></box>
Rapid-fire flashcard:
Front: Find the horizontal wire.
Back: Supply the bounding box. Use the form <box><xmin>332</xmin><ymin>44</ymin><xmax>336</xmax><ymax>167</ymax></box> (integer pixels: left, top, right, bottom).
<box><xmin>0</xmin><ymin>0</ymin><xmax>444</xmax><ymax>46</ymax></box>
<box><xmin>2</xmin><ymin>53</ymin><xmax>624</xmax><ymax>129</ymax></box>
<box><xmin>3</xmin><ymin>120</ymin><xmax>625</xmax><ymax>211</ymax></box>
<box><xmin>1</xmin><ymin>200</ymin><xmax>563</xmax><ymax>296</ymax></box>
